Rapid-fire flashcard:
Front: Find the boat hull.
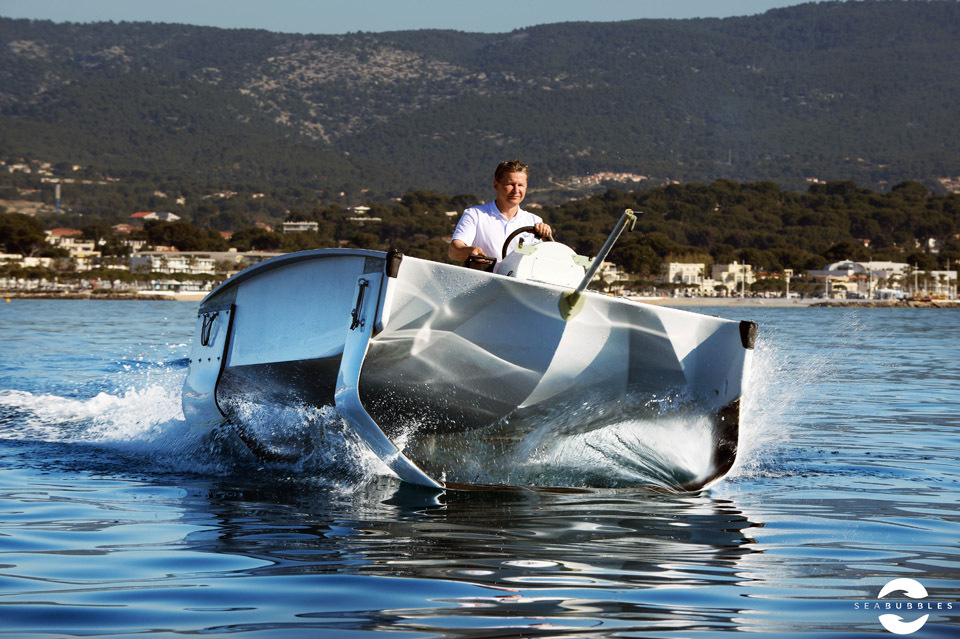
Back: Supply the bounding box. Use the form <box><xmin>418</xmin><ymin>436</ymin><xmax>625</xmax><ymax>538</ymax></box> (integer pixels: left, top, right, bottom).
<box><xmin>183</xmin><ymin>249</ymin><xmax>755</xmax><ymax>490</ymax></box>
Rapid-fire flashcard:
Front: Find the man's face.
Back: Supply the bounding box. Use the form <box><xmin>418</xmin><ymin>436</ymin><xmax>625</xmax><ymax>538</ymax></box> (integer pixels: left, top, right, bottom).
<box><xmin>494</xmin><ymin>171</ymin><xmax>527</xmax><ymax>208</ymax></box>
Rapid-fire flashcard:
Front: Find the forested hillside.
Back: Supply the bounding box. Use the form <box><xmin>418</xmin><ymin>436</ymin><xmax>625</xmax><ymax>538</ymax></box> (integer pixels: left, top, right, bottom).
<box><xmin>2</xmin><ymin>1</ymin><xmax>959</xmax><ymax>195</ymax></box>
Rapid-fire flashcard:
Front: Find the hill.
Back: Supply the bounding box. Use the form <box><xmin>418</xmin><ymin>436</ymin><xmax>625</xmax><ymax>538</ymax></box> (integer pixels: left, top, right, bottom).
<box><xmin>1</xmin><ymin>1</ymin><xmax>960</xmax><ymax>196</ymax></box>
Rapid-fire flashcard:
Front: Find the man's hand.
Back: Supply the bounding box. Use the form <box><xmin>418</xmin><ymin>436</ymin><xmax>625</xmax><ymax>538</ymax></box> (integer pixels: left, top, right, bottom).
<box><xmin>449</xmin><ymin>240</ymin><xmax>487</xmax><ymax>262</ymax></box>
<box><xmin>534</xmin><ymin>222</ymin><xmax>553</xmax><ymax>240</ymax></box>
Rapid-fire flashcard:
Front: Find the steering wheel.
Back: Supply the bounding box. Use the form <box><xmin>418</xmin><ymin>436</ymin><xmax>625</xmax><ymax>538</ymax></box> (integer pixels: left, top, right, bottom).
<box><xmin>501</xmin><ymin>226</ymin><xmax>553</xmax><ymax>259</ymax></box>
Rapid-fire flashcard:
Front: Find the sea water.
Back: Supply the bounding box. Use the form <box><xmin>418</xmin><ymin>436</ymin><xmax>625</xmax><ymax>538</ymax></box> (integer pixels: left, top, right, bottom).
<box><xmin>0</xmin><ymin>299</ymin><xmax>957</xmax><ymax>637</ymax></box>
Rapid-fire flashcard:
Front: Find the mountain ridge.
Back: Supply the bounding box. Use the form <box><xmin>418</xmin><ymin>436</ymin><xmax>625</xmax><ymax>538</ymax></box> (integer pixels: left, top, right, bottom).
<box><xmin>2</xmin><ymin>1</ymin><xmax>959</xmax><ymax>195</ymax></box>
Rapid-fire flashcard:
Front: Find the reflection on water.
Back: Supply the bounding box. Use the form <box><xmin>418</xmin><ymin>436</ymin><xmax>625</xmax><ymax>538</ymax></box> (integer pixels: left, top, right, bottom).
<box><xmin>0</xmin><ymin>430</ymin><xmax>762</xmax><ymax>636</ymax></box>
<box><xmin>195</xmin><ymin>475</ymin><xmax>756</xmax><ymax>583</ymax></box>
<box><xmin>218</xmin><ymin>484</ymin><xmax>752</xmax><ymax>636</ymax></box>
<box><xmin>3</xmin><ymin>448</ymin><xmax>957</xmax><ymax>637</ymax></box>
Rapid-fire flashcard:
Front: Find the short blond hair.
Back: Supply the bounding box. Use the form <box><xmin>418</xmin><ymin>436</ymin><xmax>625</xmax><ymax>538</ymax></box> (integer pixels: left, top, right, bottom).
<box><xmin>494</xmin><ymin>159</ymin><xmax>529</xmax><ymax>183</ymax></box>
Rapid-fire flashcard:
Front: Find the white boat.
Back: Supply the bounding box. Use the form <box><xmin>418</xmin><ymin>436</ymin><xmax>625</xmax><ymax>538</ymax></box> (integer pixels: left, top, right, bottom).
<box><xmin>182</xmin><ymin>211</ymin><xmax>756</xmax><ymax>490</ymax></box>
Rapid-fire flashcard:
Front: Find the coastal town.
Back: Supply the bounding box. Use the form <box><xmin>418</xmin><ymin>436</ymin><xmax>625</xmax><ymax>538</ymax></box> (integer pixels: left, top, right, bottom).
<box><xmin>1</xmin><ymin>209</ymin><xmax>956</xmax><ymax>304</ymax></box>
<box><xmin>2</xmin><ymin>159</ymin><xmax>958</xmax><ymax>304</ymax></box>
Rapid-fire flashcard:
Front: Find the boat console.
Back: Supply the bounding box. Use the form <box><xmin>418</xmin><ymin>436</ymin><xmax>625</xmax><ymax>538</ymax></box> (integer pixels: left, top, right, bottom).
<box><xmin>499</xmin><ymin>240</ymin><xmax>589</xmax><ymax>288</ymax></box>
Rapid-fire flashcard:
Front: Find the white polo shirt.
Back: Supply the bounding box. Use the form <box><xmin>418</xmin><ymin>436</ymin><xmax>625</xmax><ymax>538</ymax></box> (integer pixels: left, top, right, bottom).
<box><xmin>451</xmin><ymin>201</ymin><xmax>543</xmax><ymax>270</ymax></box>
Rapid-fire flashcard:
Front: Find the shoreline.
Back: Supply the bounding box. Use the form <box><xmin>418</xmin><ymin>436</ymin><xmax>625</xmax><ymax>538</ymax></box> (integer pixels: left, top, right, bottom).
<box><xmin>638</xmin><ymin>297</ymin><xmax>960</xmax><ymax>308</ymax></box>
<box><xmin>3</xmin><ymin>290</ymin><xmax>957</xmax><ymax>308</ymax></box>
<box><xmin>1</xmin><ymin>290</ymin><xmax>207</xmax><ymax>302</ymax></box>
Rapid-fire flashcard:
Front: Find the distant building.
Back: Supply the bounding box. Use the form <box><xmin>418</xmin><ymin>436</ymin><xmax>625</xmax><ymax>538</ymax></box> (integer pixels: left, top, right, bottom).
<box><xmin>564</xmin><ymin>172</ymin><xmax>646</xmax><ymax>188</ymax></box>
<box><xmin>919</xmin><ymin>237</ymin><xmax>939</xmax><ymax>253</ymax></box>
<box><xmin>121</xmin><ymin>238</ymin><xmax>147</xmax><ymax>252</ymax></box>
<box><xmin>936</xmin><ymin>176</ymin><xmax>960</xmax><ymax>193</ymax></box>
<box><xmin>598</xmin><ymin>261</ymin><xmax>629</xmax><ymax>295</ymax></box>
<box><xmin>0</xmin><ymin>255</ymin><xmax>54</xmax><ymax>268</ymax></box>
<box><xmin>130</xmin><ymin>252</ymin><xmax>217</xmax><ymax>275</ymax></box>
<box><xmin>46</xmin><ymin>228</ymin><xmax>83</xmax><ymax>240</ymax></box>
<box><xmin>44</xmin><ymin>229</ymin><xmax>100</xmax><ymax>271</ymax></box>
<box><xmin>660</xmin><ymin>262</ymin><xmax>731</xmax><ymax>296</ymax></box>
<box><xmin>712</xmin><ymin>263</ymin><xmax>755</xmax><ymax>295</ymax></box>
<box><xmin>282</xmin><ymin>221</ymin><xmax>319</xmax><ymax>233</ymax></box>
<box><xmin>129</xmin><ymin>250</ymin><xmax>285</xmax><ymax>276</ymax></box>
<box><xmin>927</xmin><ymin>270</ymin><xmax>958</xmax><ymax>298</ymax></box>
<box><xmin>129</xmin><ymin>211</ymin><xmax>181</xmax><ymax>223</ymax></box>
<box><xmin>808</xmin><ymin>261</ymin><xmax>913</xmax><ymax>299</ymax></box>
<box><xmin>661</xmin><ymin>263</ymin><xmax>705</xmax><ymax>286</ymax></box>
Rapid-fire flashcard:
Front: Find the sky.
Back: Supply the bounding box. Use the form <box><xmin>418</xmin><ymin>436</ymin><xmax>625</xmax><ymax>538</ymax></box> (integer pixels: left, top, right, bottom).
<box><xmin>0</xmin><ymin>0</ymin><xmax>817</xmax><ymax>34</ymax></box>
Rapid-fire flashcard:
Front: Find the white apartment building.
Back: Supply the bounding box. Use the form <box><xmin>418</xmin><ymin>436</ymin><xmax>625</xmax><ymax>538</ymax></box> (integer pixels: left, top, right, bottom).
<box><xmin>130</xmin><ymin>252</ymin><xmax>217</xmax><ymax>275</ymax></box>
<box><xmin>597</xmin><ymin>261</ymin><xmax>629</xmax><ymax>294</ymax></box>
<box><xmin>129</xmin><ymin>251</ymin><xmax>285</xmax><ymax>277</ymax></box>
<box><xmin>660</xmin><ymin>262</ymin><xmax>754</xmax><ymax>296</ymax></box>
<box><xmin>282</xmin><ymin>221</ymin><xmax>319</xmax><ymax>233</ymax></box>
<box><xmin>661</xmin><ymin>263</ymin><xmax>705</xmax><ymax>286</ymax></box>
<box><xmin>711</xmin><ymin>262</ymin><xmax>755</xmax><ymax>295</ymax></box>
<box><xmin>44</xmin><ymin>229</ymin><xmax>101</xmax><ymax>271</ymax></box>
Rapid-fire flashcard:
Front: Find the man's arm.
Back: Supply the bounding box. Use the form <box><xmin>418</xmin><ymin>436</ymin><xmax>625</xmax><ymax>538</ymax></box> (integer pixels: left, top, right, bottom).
<box><xmin>449</xmin><ymin>207</ymin><xmax>484</xmax><ymax>261</ymax></box>
<box><xmin>448</xmin><ymin>239</ymin><xmax>487</xmax><ymax>262</ymax></box>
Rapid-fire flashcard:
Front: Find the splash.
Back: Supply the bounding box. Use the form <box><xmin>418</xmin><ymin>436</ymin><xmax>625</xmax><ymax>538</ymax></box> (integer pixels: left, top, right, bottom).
<box><xmin>0</xmin><ymin>382</ymin><xmax>183</xmax><ymax>443</ymax></box>
<box><xmin>726</xmin><ymin>322</ymin><xmax>814</xmax><ymax>482</ymax></box>
<box><xmin>382</xmin><ymin>379</ymin><xmax>734</xmax><ymax>491</ymax></box>
<box><xmin>500</xmin><ymin>414</ymin><xmax>719</xmax><ymax>490</ymax></box>
<box><xmin>220</xmin><ymin>396</ymin><xmax>393</xmax><ymax>483</ymax></box>
<box><xmin>0</xmin><ymin>367</ymin><xmax>390</xmax><ymax>487</ymax></box>
<box><xmin>1</xmin><ymin>327</ymin><xmax>795</xmax><ymax>492</ymax></box>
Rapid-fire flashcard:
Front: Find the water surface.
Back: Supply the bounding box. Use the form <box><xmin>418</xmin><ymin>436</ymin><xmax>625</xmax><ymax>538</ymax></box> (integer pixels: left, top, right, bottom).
<box><xmin>0</xmin><ymin>300</ymin><xmax>957</xmax><ymax>637</ymax></box>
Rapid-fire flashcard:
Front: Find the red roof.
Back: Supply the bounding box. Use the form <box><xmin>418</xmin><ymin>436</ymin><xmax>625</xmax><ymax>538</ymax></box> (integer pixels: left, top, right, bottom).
<box><xmin>48</xmin><ymin>228</ymin><xmax>83</xmax><ymax>236</ymax></box>
<box><xmin>130</xmin><ymin>212</ymin><xmax>155</xmax><ymax>218</ymax></box>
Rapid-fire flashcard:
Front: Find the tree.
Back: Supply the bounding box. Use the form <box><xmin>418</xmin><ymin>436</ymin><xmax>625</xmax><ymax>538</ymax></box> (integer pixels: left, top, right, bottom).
<box><xmin>823</xmin><ymin>240</ymin><xmax>870</xmax><ymax>263</ymax></box>
<box><xmin>0</xmin><ymin>213</ymin><xmax>47</xmax><ymax>256</ymax></box>
<box><xmin>890</xmin><ymin>181</ymin><xmax>931</xmax><ymax>201</ymax></box>
<box><xmin>82</xmin><ymin>222</ymin><xmax>113</xmax><ymax>244</ymax></box>
<box><xmin>751</xmin><ymin>277</ymin><xmax>785</xmax><ymax>294</ymax></box>
<box><xmin>903</xmin><ymin>251</ymin><xmax>937</xmax><ymax>272</ymax></box>
<box><xmin>143</xmin><ymin>220</ymin><xmax>226</xmax><ymax>251</ymax></box>
<box><xmin>349</xmin><ymin>232</ymin><xmax>381</xmax><ymax>250</ymax></box>
<box><xmin>230</xmin><ymin>227</ymin><xmax>284</xmax><ymax>251</ymax></box>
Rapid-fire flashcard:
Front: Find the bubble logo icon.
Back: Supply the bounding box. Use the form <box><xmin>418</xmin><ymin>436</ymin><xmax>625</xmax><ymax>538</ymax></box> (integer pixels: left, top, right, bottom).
<box><xmin>878</xmin><ymin>578</ymin><xmax>929</xmax><ymax>635</ymax></box>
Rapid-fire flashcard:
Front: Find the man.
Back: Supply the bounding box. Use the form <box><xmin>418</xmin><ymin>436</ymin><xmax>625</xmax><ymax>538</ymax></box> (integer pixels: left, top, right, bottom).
<box><xmin>449</xmin><ymin>159</ymin><xmax>553</xmax><ymax>271</ymax></box>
